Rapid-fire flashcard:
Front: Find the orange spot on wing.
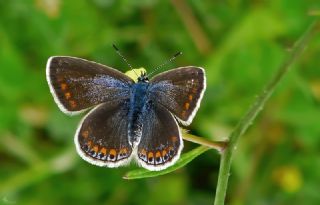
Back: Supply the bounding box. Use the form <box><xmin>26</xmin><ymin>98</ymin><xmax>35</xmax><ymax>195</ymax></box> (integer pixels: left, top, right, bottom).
<box><xmin>60</xmin><ymin>83</ymin><xmax>67</xmax><ymax>90</ymax></box>
<box><xmin>155</xmin><ymin>151</ymin><xmax>161</xmax><ymax>158</ymax></box>
<box><xmin>69</xmin><ymin>100</ymin><xmax>77</xmax><ymax>108</ymax></box>
<box><xmin>188</xmin><ymin>94</ymin><xmax>193</xmax><ymax>101</ymax></box>
<box><xmin>65</xmin><ymin>92</ymin><xmax>71</xmax><ymax>99</ymax></box>
<box><xmin>148</xmin><ymin>152</ymin><xmax>154</xmax><ymax>160</ymax></box>
<box><xmin>109</xmin><ymin>149</ymin><xmax>116</xmax><ymax>156</ymax></box>
<box><xmin>192</xmin><ymin>88</ymin><xmax>198</xmax><ymax>93</ymax></box>
<box><xmin>120</xmin><ymin>148</ymin><xmax>128</xmax><ymax>154</ymax></box>
<box><xmin>162</xmin><ymin>150</ymin><xmax>167</xmax><ymax>157</ymax></box>
<box><xmin>101</xmin><ymin>147</ymin><xmax>107</xmax><ymax>155</ymax></box>
<box><xmin>168</xmin><ymin>146</ymin><xmax>175</xmax><ymax>155</ymax></box>
<box><xmin>87</xmin><ymin>140</ymin><xmax>93</xmax><ymax>148</ymax></box>
<box><xmin>93</xmin><ymin>145</ymin><xmax>99</xmax><ymax>153</ymax></box>
<box><xmin>82</xmin><ymin>130</ymin><xmax>89</xmax><ymax>139</ymax></box>
<box><xmin>171</xmin><ymin>136</ymin><xmax>178</xmax><ymax>143</ymax></box>
<box><xmin>184</xmin><ymin>102</ymin><xmax>190</xmax><ymax>110</ymax></box>
<box><xmin>140</xmin><ymin>149</ymin><xmax>146</xmax><ymax>156</ymax></box>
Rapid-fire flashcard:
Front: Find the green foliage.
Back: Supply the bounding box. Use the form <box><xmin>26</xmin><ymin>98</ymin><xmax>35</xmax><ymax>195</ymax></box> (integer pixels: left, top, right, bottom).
<box><xmin>0</xmin><ymin>1</ymin><xmax>319</xmax><ymax>204</ymax></box>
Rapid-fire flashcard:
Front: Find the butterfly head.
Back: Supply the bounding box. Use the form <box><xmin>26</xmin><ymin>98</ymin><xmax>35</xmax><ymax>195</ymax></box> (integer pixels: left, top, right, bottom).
<box><xmin>137</xmin><ymin>71</ymin><xmax>149</xmax><ymax>82</ymax></box>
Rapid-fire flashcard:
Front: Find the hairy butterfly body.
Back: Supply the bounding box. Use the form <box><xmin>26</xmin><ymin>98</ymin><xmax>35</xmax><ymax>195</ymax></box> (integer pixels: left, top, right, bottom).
<box><xmin>46</xmin><ymin>56</ymin><xmax>206</xmax><ymax>171</ymax></box>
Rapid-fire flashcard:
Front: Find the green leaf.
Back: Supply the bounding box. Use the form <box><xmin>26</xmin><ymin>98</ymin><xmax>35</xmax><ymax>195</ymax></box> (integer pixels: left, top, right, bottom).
<box><xmin>123</xmin><ymin>146</ymin><xmax>209</xmax><ymax>180</ymax></box>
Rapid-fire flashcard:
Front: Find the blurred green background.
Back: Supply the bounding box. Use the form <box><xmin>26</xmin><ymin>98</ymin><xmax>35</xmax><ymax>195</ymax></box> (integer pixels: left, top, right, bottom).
<box><xmin>1</xmin><ymin>0</ymin><xmax>320</xmax><ymax>204</ymax></box>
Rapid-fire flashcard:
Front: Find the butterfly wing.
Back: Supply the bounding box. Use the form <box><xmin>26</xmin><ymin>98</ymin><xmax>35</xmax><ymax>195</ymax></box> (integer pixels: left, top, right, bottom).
<box><xmin>46</xmin><ymin>56</ymin><xmax>134</xmax><ymax>115</ymax></box>
<box><xmin>136</xmin><ymin>103</ymin><xmax>182</xmax><ymax>171</ymax></box>
<box><xmin>75</xmin><ymin>101</ymin><xmax>133</xmax><ymax>167</ymax></box>
<box><xmin>149</xmin><ymin>66</ymin><xmax>206</xmax><ymax>125</ymax></box>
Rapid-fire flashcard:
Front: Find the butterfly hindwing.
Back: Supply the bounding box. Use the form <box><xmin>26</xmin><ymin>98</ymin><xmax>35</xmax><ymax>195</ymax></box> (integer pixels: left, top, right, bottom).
<box><xmin>136</xmin><ymin>103</ymin><xmax>182</xmax><ymax>171</ymax></box>
<box><xmin>75</xmin><ymin>101</ymin><xmax>132</xmax><ymax>167</ymax></box>
<box><xmin>149</xmin><ymin>66</ymin><xmax>206</xmax><ymax>125</ymax></box>
<box><xmin>46</xmin><ymin>56</ymin><xmax>134</xmax><ymax>115</ymax></box>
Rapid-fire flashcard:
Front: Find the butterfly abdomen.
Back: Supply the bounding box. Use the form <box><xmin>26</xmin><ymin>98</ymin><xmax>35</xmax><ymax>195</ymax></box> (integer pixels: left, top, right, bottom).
<box><xmin>127</xmin><ymin>82</ymin><xmax>150</xmax><ymax>147</ymax></box>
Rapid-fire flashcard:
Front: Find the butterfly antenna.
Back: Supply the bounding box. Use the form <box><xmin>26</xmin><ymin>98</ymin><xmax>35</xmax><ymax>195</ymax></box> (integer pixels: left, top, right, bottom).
<box><xmin>147</xmin><ymin>51</ymin><xmax>182</xmax><ymax>78</ymax></box>
<box><xmin>112</xmin><ymin>44</ymin><xmax>139</xmax><ymax>77</ymax></box>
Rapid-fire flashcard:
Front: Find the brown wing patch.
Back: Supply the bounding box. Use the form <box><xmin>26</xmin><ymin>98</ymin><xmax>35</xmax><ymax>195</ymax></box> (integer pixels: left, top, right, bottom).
<box><xmin>75</xmin><ymin>102</ymin><xmax>132</xmax><ymax>167</ymax></box>
<box><xmin>150</xmin><ymin>67</ymin><xmax>206</xmax><ymax>124</ymax></box>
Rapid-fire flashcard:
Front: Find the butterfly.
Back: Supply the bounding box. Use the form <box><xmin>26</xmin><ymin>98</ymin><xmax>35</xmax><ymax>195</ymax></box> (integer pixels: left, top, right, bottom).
<box><xmin>46</xmin><ymin>56</ymin><xmax>206</xmax><ymax>171</ymax></box>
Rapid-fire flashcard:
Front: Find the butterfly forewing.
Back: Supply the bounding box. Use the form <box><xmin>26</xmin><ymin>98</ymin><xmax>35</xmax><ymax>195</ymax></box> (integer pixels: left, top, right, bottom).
<box><xmin>46</xmin><ymin>56</ymin><xmax>134</xmax><ymax>115</ymax></box>
<box><xmin>149</xmin><ymin>66</ymin><xmax>206</xmax><ymax>125</ymax></box>
<box><xmin>75</xmin><ymin>101</ymin><xmax>133</xmax><ymax>167</ymax></box>
<box><xmin>136</xmin><ymin>103</ymin><xmax>182</xmax><ymax>171</ymax></box>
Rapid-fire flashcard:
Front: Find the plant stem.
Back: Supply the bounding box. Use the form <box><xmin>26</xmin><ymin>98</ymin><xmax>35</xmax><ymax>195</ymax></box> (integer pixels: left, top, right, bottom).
<box><xmin>213</xmin><ymin>20</ymin><xmax>319</xmax><ymax>205</ymax></box>
<box><xmin>182</xmin><ymin>132</ymin><xmax>227</xmax><ymax>152</ymax></box>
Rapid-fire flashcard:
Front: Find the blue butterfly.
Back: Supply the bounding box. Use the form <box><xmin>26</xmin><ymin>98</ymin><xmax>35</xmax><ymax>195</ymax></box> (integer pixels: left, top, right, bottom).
<box><xmin>46</xmin><ymin>56</ymin><xmax>206</xmax><ymax>171</ymax></box>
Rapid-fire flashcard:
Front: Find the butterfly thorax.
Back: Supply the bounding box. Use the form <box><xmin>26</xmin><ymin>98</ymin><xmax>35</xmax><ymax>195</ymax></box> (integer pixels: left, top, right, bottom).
<box><xmin>128</xmin><ymin>80</ymin><xmax>150</xmax><ymax>147</ymax></box>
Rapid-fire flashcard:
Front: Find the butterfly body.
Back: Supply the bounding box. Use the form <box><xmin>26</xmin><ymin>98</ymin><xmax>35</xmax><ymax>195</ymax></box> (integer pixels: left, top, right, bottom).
<box><xmin>46</xmin><ymin>56</ymin><xmax>206</xmax><ymax>171</ymax></box>
<box><xmin>128</xmin><ymin>80</ymin><xmax>150</xmax><ymax>146</ymax></box>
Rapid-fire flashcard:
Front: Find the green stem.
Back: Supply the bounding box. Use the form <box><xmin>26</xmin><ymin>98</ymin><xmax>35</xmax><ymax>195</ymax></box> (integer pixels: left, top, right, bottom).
<box><xmin>213</xmin><ymin>20</ymin><xmax>319</xmax><ymax>205</ymax></box>
<box><xmin>182</xmin><ymin>132</ymin><xmax>227</xmax><ymax>152</ymax></box>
